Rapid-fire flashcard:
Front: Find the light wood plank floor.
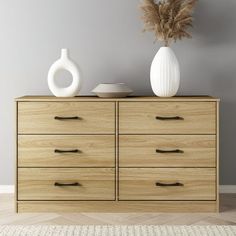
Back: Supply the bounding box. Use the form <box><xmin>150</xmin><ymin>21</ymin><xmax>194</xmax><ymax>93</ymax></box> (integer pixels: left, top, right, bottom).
<box><xmin>0</xmin><ymin>194</ymin><xmax>236</xmax><ymax>225</ymax></box>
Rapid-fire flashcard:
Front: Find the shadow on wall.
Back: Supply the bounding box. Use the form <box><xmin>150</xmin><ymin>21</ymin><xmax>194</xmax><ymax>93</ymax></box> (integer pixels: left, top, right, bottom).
<box><xmin>208</xmin><ymin>63</ymin><xmax>236</xmax><ymax>96</ymax></box>
<box><xmin>193</xmin><ymin>0</ymin><xmax>236</xmax><ymax>184</ymax></box>
<box><xmin>208</xmin><ymin>37</ymin><xmax>236</xmax><ymax>185</ymax></box>
<box><xmin>211</xmin><ymin>54</ymin><xmax>236</xmax><ymax>185</ymax></box>
<box><xmin>219</xmin><ymin>100</ymin><xmax>236</xmax><ymax>184</ymax></box>
<box><xmin>194</xmin><ymin>0</ymin><xmax>236</xmax><ymax>46</ymax></box>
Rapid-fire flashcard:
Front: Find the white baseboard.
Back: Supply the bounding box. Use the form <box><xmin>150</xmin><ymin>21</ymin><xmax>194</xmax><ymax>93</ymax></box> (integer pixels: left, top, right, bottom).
<box><xmin>0</xmin><ymin>185</ymin><xmax>236</xmax><ymax>194</ymax></box>
<box><xmin>0</xmin><ymin>185</ymin><xmax>14</xmax><ymax>193</ymax></box>
<box><xmin>219</xmin><ymin>185</ymin><xmax>236</xmax><ymax>193</ymax></box>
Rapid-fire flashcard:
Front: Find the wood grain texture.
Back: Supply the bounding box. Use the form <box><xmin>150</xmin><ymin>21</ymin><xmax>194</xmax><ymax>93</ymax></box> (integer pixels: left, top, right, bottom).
<box><xmin>115</xmin><ymin>102</ymin><xmax>119</xmax><ymax>201</ymax></box>
<box><xmin>18</xmin><ymin>168</ymin><xmax>115</xmax><ymax>201</ymax></box>
<box><xmin>3</xmin><ymin>194</ymin><xmax>236</xmax><ymax>222</ymax></box>
<box><xmin>18</xmin><ymin>135</ymin><xmax>115</xmax><ymax>167</ymax></box>
<box><xmin>119</xmin><ymin>135</ymin><xmax>216</xmax><ymax>167</ymax></box>
<box><xmin>17</xmin><ymin>200</ymin><xmax>217</xmax><ymax>213</ymax></box>
<box><xmin>15</xmin><ymin>96</ymin><xmax>220</xmax><ymax>102</ymax></box>
<box><xmin>15</xmin><ymin>97</ymin><xmax>219</xmax><ymax>213</ymax></box>
<box><xmin>15</xmin><ymin>102</ymin><xmax>18</xmax><ymax>213</ymax></box>
<box><xmin>119</xmin><ymin>102</ymin><xmax>216</xmax><ymax>134</ymax></box>
<box><xmin>18</xmin><ymin>102</ymin><xmax>115</xmax><ymax>134</ymax></box>
<box><xmin>119</xmin><ymin>168</ymin><xmax>216</xmax><ymax>201</ymax></box>
<box><xmin>216</xmin><ymin>102</ymin><xmax>220</xmax><ymax>212</ymax></box>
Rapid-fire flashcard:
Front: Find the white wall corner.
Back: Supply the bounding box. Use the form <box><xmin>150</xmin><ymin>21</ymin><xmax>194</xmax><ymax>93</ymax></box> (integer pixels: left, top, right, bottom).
<box><xmin>0</xmin><ymin>185</ymin><xmax>15</xmax><ymax>193</ymax></box>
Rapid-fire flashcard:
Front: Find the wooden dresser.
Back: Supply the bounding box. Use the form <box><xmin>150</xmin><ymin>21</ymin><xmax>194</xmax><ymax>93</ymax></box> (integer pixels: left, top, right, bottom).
<box><xmin>15</xmin><ymin>96</ymin><xmax>219</xmax><ymax>213</ymax></box>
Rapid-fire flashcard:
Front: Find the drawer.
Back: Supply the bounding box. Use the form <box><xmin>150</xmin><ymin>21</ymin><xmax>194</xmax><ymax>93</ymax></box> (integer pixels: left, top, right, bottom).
<box><xmin>18</xmin><ymin>168</ymin><xmax>115</xmax><ymax>200</ymax></box>
<box><xmin>119</xmin><ymin>168</ymin><xmax>215</xmax><ymax>200</ymax></box>
<box><xmin>18</xmin><ymin>102</ymin><xmax>115</xmax><ymax>134</ymax></box>
<box><xmin>119</xmin><ymin>135</ymin><xmax>215</xmax><ymax>167</ymax></box>
<box><xmin>18</xmin><ymin>135</ymin><xmax>115</xmax><ymax>167</ymax></box>
<box><xmin>119</xmin><ymin>102</ymin><xmax>216</xmax><ymax>134</ymax></box>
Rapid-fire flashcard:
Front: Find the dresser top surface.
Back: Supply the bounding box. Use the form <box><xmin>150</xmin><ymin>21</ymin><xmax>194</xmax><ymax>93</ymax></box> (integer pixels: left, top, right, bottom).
<box><xmin>15</xmin><ymin>96</ymin><xmax>219</xmax><ymax>102</ymax></box>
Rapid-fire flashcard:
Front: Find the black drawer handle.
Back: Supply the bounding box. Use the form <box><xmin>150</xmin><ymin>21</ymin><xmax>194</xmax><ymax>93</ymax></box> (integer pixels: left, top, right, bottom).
<box><xmin>54</xmin><ymin>182</ymin><xmax>81</xmax><ymax>187</ymax></box>
<box><xmin>156</xmin><ymin>116</ymin><xmax>184</xmax><ymax>120</ymax></box>
<box><xmin>54</xmin><ymin>116</ymin><xmax>81</xmax><ymax>120</ymax></box>
<box><xmin>55</xmin><ymin>149</ymin><xmax>80</xmax><ymax>153</ymax></box>
<box><xmin>156</xmin><ymin>149</ymin><xmax>184</xmax><ymax>154</ymax></box>
<box><xmin>156</xmin><ymin>182</ymin><xmax>184</xmax><ymax>187</ymax></box>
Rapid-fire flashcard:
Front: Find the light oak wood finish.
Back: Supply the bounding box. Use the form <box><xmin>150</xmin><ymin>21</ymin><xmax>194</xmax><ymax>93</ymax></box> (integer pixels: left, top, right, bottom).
<box><xmin>18</xmin><ymin>168</ymin><xmax>115</xmax><ymax>201</ymax></box>
<box><xmin>18</xmin><ymin>102</ymin><xmax>115</xmax><ymax>134</ymax></box>
<box><xmin>16</xmin><ymin>96</ymin><xmax>219</xmax><ymax>213</ymax></box>
<box><xmin>216</xmin><ymin>101</ymin><xmax>220</xmax><ymax>212</ymax></box>
<box><xmin>119</xmin><ymin>102</ymin><xmax>216</xmax><ymax>134</ymax></box>
<box><xmin>18</xmin><ymin>135</ymin><xmax>115</xmax><ymax>167</ymax></box>
<box><xmin>15</xmin><ymin>96</ymin><xmax>220</xmax><ymax>102</ymax></box>
<box><xmin>17</xmin><ymin>200</ymin><xmax>217</xmax><ymax>213</ymax></box>
<box><xmin>119</xmin><ymin>135</ymin><xmax>216</xmax><ymax>167</ymax></box>
<box><xmin>115</xmin><ymin>102</ymin><xmax>119</xmax><ymax>201</ymax></box>
<box><xmin>119</xmin><ymin>168</ymin><xmax>216</xmax><ymax>200</ymax></box>
<box><xmin>1</xmin><ymin>194</ymin><xmax>235</xmax><ymax>224</ymax></box>
<box><xmin>15</xmin><ymin>102</ymin><xmax>18</xmax><ymax>212</ymax></box>
<box><xmin>1</xmin><ymin>194</ymin><xmax>236</xmax><ymax>224</ymax></box>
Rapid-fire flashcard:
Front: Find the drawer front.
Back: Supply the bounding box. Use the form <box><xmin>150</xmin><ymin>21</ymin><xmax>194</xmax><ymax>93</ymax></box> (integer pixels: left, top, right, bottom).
<box><xmin>18</xmin><ymin>168</ymin><xmax>115</xmax><ymax>200</ymax></box>
<box><xmin>119</xmin><ymin>135</ymin><xmax>216</xmax><ymax>167</ymax></box>
<box><xmin>18</xmin><ymin>135</ymin><xmax>115</xmax><ymax>167</ymax></box>
<box><xmin>119</xmin><ymin>102</ymin><xmax>216</xmax><ymax>134</ymax></box>
<box><xmin>18</xmin><ymin>102</ymin><xmax>115</xmax><ymax>134</ymax></box>
<box><xmin>119</xmin><ymin>168</ymin><xmax>215</xmax><ymax>200</ymax></box>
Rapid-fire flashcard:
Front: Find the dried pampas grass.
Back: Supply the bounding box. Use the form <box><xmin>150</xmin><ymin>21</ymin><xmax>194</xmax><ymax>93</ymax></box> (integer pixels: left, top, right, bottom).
<box><xmin>139</xmin><ymin>0</ymin><xmax>197</xmax><ymax>46</ymax></box>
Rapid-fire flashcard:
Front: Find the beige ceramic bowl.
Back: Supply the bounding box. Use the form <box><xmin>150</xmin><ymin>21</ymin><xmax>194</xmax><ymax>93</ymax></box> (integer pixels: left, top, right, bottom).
<box><xmin>92</xmin><ymin>83</ymin><xmax>133</xmax><ymax>98</ymax></box>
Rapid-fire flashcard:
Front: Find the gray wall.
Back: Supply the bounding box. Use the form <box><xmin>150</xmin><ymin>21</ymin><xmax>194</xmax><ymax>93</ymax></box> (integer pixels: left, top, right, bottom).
<box><xmin>0</xmin><ymin>0</ymin><xmax>235</xmax><ymax>185</ymax></box>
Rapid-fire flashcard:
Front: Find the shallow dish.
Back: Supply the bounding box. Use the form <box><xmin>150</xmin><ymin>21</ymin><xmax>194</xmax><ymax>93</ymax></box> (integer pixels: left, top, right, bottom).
<box><xmin>92</xmin><ymin>83</ymin><xmax>133</xmax><ymax>98</ymax></box>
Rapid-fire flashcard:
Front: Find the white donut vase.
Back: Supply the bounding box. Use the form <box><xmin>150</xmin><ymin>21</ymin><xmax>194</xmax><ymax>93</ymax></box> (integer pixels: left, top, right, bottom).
<box><xmin>48</xmin><ymin>49</ymin><xmax>82</xmax><ymax>97</ymax></box>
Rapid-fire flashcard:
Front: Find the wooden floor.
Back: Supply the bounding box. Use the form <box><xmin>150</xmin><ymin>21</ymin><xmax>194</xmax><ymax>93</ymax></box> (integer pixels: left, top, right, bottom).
<box><xmin>1</xmin><ymin>194</ymin><xmax>236</xmax><ymax>225</ymax></box>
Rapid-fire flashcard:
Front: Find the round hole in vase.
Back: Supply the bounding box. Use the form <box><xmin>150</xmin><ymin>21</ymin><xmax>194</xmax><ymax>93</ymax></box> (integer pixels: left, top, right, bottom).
<box><xmin>53</xmin><ymin>69</ymin><xmax>73</xmax><ymax>88</ymax></box>
<box><xmin>48</xmin><ymin>48</ymin><xmax>82</xmax><ymax>97</ymax></box>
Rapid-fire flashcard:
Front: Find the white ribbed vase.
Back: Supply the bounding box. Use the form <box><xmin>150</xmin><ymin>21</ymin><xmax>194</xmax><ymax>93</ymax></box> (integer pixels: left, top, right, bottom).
<box><xmin>150</xmin><ymin>47</ymin><xmax>180</xmax><ymax>97</ymax></box>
